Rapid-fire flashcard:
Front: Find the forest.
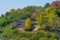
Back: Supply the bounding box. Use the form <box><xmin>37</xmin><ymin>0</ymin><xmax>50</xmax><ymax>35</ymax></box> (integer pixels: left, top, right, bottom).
<box><xmin>0</xmin><ymin>1</ymin><xmax>60</xmax><ymax>40</ymax></box>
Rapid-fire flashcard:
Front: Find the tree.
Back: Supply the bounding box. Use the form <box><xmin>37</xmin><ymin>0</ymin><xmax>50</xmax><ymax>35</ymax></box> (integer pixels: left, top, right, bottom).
<box><xmin>5</xmin><ymin>12</ymin><xmax>10</xmax><ymax>16</ymax></box>
<box><xmin>56</xmin><ymin>9</ymin><xmax>60</xmax><ymax>16</ymax></box>
<box><xmin>10</xmin><ymin>9</ymin><xmax>15</xmax><ymax>13</ymax></box>
<box><xmin>45</xmin><ymin>6</ymin><xmax>57</xmax><ymax>24</ymax></box>
<box><xmin>44</xmin><ymin>3</ymin><xmax>50</xmax><ymax>8</ymax></box>
<box><xmin>1</xmin><ymin>14</ymin><xmax>4</xmax><ymax>18</ymax></box>
<box><xmin>25</xmin><ymin>18</ymin><xmax>32</xmax><ymax>30</ymax></box>
<box><xmin>36</xmin><ymin>13</ymin><xmax>44</xmax><ymax>29</ymax></box>
<box><xmin>2</xmin><ymin>25</ymin><xmax>15</xmax><ymax>40</ymax></box>
<box><xmin>45</xmin><ymin>6</ymin><xmax>58</xmax><ymax>30</ymax></box>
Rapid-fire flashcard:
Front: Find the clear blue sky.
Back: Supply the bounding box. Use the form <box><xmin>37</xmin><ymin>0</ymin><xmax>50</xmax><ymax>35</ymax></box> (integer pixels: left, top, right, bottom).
<box><xmin>0</xmin><ymin>0</ymin><xmax>54</xmax><ymax>16</ymax></box>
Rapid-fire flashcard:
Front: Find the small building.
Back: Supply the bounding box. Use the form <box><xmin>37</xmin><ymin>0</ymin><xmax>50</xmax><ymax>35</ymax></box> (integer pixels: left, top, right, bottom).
<box><xmin>12</xmin><ymin>20</ymin><xmax>37</xmax><ymax>29</ymax></box>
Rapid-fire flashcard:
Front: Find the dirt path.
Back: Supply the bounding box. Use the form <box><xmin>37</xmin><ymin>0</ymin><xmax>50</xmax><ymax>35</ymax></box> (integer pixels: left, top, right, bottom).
<box><xmin>33</xmin><ymin>25</ymin><xmax>39</xmax><ymax>32</ymax></box>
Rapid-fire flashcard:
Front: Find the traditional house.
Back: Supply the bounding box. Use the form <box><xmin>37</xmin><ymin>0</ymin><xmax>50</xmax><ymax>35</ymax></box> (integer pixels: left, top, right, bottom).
<box><xmin>12</xmin><ymin>20</ymin><xmax>38</xmax><ymax>30</ymax></box>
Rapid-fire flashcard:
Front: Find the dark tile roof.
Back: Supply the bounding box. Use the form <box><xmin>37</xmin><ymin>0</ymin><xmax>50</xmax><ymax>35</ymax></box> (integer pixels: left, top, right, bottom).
<box><xmin>13</xmin><ymin>20</ymin><xmax>37</xmax><ymax>27</ymax></box>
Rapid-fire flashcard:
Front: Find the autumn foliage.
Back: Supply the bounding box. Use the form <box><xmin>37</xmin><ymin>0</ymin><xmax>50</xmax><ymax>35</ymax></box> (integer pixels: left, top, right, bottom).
<box><xmin>25</xmin><ymin>18</ymin><xmax>32</xmax><ymax>30</ymax></box>
<box><xmin>36</xmin><ymin>13</ymin><xmax>44</xmax><ymax>29</ymax></box>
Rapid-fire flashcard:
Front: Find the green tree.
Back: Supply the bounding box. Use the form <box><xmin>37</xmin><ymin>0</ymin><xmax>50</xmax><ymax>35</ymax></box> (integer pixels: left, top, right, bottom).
<box><xmin>2</xmin><ymin>25</ymin><xmax>15</xmax><ymax>40</ymax></box>
<box><xmin>44</xmin><ymin>3</ymin><xmax>50</xmax><ymax>8</ymax></box>
<box><xmin>10</xmin><ymin>9</ymin><xmax>15</xmax><ymax>13</ymax></box>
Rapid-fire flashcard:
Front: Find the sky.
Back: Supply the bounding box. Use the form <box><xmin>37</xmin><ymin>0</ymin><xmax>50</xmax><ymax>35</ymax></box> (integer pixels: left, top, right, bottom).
<box><xmin>0</xmin><ymin>0</ymin><xmax>55</xmax><ymax>16</ymax></box>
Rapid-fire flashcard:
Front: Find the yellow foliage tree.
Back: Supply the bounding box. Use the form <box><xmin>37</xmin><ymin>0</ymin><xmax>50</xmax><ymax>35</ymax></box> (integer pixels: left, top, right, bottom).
<box><xmin>36</xmin><ymin>13</ymin><xmax>44</xmax><ymax>29</ymax></box>
<box><xmin>45</xmin><ymin>6</ymin><xmax>57</xmax><ymax>25</ymax></box>
<box><xmin>25</xmin><ymin>18</ymin><xmax>32</xmax><ymax>30</ymax></box>
<box><xmin>45</xmin><ymin>6</ymin><xmax>58</xmax><ymax>30</ymax></box>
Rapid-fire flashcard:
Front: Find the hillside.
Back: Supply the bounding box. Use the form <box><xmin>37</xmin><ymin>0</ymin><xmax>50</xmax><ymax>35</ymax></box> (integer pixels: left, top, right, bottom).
<box><xmin>51</xmin><ymin>1</ymin><xmax>60</xmax><ymax>8</ymax></box>
<box><xmin>0</xmin><ymin>1</ymin><xmax>60</xmax><ymax>40</ymax></box>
